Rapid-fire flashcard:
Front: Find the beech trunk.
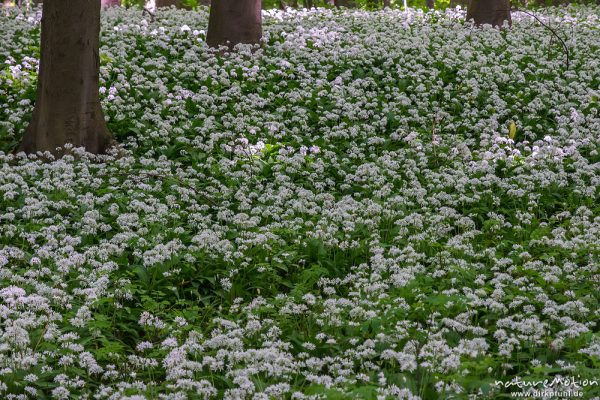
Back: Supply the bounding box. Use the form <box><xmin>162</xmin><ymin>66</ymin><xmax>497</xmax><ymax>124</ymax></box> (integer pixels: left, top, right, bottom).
<box><xmin>466</xmin><ymin>0</ymin><xmax>511</xmax><ymax>27</ymax></box>
<box><xmin>18</xmin><ymin>0</ymin><xmax>112</xmax><ymax>156</ymax></box>
<box><xmin>334</xmin><ymin>0</ymin><xmax>354</xmax><ymax>7</ymax></box>
<box><xmin>206</xmin><ymin>0</ymin><xmax>261</xmax><ymax>49</ymax></box>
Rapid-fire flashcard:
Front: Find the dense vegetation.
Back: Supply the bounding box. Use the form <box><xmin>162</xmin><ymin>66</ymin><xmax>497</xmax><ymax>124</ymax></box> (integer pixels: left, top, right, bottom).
<box><xmin>1</xmin><ymin>5</ymin><xmax>600</xmax><ymax>399</ymax></box>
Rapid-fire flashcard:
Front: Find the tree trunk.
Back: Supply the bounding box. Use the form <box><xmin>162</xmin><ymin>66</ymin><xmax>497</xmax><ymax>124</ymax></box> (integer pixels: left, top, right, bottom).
<box><xmin>383</xmin><ymin>0</ymin><xmax>390</xmax><ymax>7</ymax></box>
<box><xmin>426</xmin><ymin>0</ymin><xmax>434</xmax><ymax>8</ymax></box>
<box><xmin>101</xmin><ymin>0</ymin><xmax>120</xmax><ymax>6</ymax></box>
<box><xmin>279</xmin><ymin>0</ymin><xmax>287</xmax><ymax>9</ymax></box>
<box><xmin>18</xmin><ymin>0</ymin><xmax>112</xmax><ymax>156</ymax></box>
<box><xmin>305</xmin><ymin>0</ymin><xmax>313</xmax><ymax>8</ymax></box>
<box><xmin>466</xmin><ymin>0</ymin><xmax>511</xmax><ymax>27</ymax></box>
<box><xmin>334</xmin><ymin>0</ymin><xmax>353</xmax><ymax>6</ymax></box>
<box><xmin>206</xmin><ymin>0</ymin><xmax>261</xmax><ymax>50</ymax></box>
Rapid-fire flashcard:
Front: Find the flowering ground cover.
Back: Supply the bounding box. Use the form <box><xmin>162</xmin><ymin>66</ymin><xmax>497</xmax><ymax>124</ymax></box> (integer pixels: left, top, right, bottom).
<box><xmin>1</xmin><ymin>5</ymin><xmax>600</xmax><ymax>399</ymax></box>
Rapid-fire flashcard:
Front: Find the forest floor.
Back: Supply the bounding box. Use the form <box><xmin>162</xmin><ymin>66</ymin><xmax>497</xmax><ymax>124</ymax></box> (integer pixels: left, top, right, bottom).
<box><xmin>1</xmin><ymin>5</ymin><xmax>600</xmax><ymax>399</ymax></box>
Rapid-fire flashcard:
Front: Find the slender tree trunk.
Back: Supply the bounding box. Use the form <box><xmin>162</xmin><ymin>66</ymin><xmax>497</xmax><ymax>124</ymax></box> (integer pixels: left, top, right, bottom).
<box><xmin>101</xmin><ymin>0</ymin><xmax>120</xmax><ymax>6</ymax></box>
<box><xmin>206</xmin><ymin>0</ymin><xmax>261</xmax><ymax>50</ymax></box>
<box><xmin>383</xmin><ymin>0</ymin><xmax>390</xmax><ymax>7</ymax></box>
<box><xmin>279</xmin><ymin>0</ymin><xmax>287</xmax><ymax>9</ymax></box>
<box><xmin>290</xmin><ymin>0</ymin><xmax>298</xmax><ymax>6</ymax></box>
<box><xmin>466</xmin><ymin>0</ymin><xmax>511</xmax><ymax>26</ymax></box>
<box><xmin>426</xmin><ymin>0</ymin><xmax>434</xmax><ymax>8</ymax></box>
<box><xmin>334</xmin><ymin>0</ymin><xmax>353</xmax><ymax>6</ymax></box>
<box><xmin>18</xmin><ymin>0</ymin><xmax>112</xmax><ymax>156</ymax></box>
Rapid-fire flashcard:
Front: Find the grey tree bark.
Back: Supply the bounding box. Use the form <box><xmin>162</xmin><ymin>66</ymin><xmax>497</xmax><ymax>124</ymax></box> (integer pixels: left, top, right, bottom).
<box><xmin>206</xmin><ymin>0</ymin><xmax>262</xmax><ymax>49</ymax></box>
<box><xmin>334</xmin><ymin>0</ymin><xmax>353</xmax><ymax>6</ymax></box>
<box><xmin>18</xmin><ymin>0</ymin><xmax>113</xmax><ymax>156</ymax></box>
<box><xmin>466</xmin><ymin>0</ymin><xmax>511</xmax><ymax>26</ymax></box>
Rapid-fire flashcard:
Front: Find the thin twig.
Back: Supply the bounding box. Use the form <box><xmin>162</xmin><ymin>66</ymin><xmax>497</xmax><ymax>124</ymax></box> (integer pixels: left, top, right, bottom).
<box><xmin>142</xmin><ymin>7</ymin><xmax>156</xmax><ymax>23</ymax></box>
<box><xmin>513</xmin><ymin>7</ymin><xmax>570</xmax><ymax>71</ymax></box>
